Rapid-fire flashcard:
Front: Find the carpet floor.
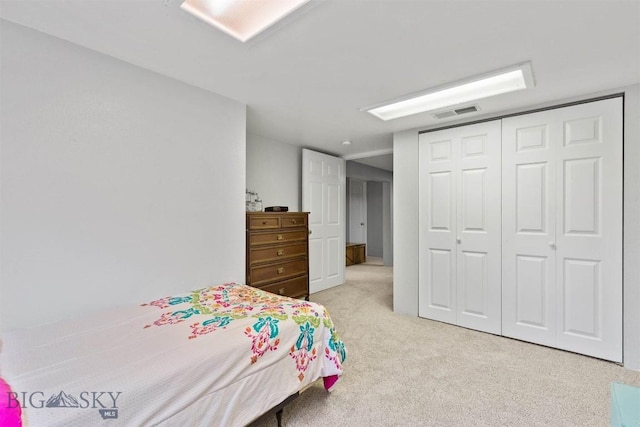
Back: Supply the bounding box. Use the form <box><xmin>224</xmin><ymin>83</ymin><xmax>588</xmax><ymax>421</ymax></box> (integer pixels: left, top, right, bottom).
<box><xmin>249</xmin><ymin>263</ymin><xmax>640</xmax><ymax>426</ymax></box>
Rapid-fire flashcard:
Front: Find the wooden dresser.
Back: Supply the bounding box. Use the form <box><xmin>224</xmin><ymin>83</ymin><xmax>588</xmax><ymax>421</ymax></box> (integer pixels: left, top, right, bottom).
<box><xmin>246</xmin><ymin>212</ymin><xmax>309</xmax><ymax>300</ymax></box>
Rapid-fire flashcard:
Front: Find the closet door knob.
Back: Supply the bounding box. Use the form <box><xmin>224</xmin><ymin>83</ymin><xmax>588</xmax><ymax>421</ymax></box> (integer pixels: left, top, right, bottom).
<box><xmin>456</xmin><ymin>237</ymin><xmax>461</xmax><ymax>244</ymax></box>
<box><xmin>548</xmin><ymin>241</ymin><xmax>556</xmax><ymax>249</ymax></box>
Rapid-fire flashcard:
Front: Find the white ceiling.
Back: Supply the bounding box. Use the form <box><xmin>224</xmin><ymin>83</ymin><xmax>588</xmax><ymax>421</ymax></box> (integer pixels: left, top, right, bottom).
<box><xmin>1</xmin><ymin>0</ymin><xmax>639</xmax><ymax>169</ymax></box>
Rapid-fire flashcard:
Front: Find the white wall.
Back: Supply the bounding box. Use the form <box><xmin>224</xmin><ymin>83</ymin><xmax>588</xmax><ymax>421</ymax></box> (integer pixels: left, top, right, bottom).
<box><xmin>392</xmin><ymin>130</ymin><xmax>419</xmax><ymax>315</ymax></box>
<box><xmin>0</xmin><ymin>21</ymin><xmax>247</xmax><ymax>331</ymax></box>
<box><xmin>246</xmin><ymin>133</ymin><xmax>301</xmax><ymax>211</ymax></box>
<box><xmin>393</xmin><ymin>86</ymin><xmax>640</xmax><ymax>370</ymax></box>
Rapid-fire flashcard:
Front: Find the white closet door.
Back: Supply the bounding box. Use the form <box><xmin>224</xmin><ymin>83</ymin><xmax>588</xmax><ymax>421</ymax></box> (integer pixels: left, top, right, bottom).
<box><xmin>555</xmin><ymin>99</ymin><xmax>622</xmax><ymax>361</ymax></box>
<box><xmin>419</xmin><ymin>121</ymin><xmax>502</xmax><ymax>334</ymax></box>
<box><xmin>502</xmin><ymin>113</ymin><xmax>558</xmax><ymax>344</ymax></box>
<box><xmin>419</xmin><ymin>131</ymin><xmax>457</xmax><ymax>324</ymax></box>
<box><xmin>456</xmin><ymin>122</ymin><xmax>502</xmax><ymax>334</ymax></box>
<box><xmin>502</xmin><ymin>98</ymin><xmax>623</xmax><ymax>362</ymax></box>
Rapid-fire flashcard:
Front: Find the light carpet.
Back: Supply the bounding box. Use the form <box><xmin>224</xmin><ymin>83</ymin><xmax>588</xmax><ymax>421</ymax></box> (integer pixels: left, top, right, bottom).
<box><xmin>249</xmin><ymin>263</ymin><xmax>640</xmax><ymax>426</ymax></box>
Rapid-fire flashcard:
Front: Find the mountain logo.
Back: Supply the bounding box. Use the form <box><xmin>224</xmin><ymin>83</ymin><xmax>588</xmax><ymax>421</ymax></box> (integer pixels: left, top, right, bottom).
<box><xmin>45</xmin><ymin>391</ymin><xmax>80</xmax><ymax>408</ymax></box>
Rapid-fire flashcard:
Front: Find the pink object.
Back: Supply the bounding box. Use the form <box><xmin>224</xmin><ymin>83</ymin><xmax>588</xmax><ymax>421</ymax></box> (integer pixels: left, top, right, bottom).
<box><xmin>323</xmin><ymin>375</ymin><xmax>339</xmax><ymax>392</ymax></box>
<box><xmin>0</xmin><ymin>377</ymin><xmax>22</xmax><ymax>427</ymax></box>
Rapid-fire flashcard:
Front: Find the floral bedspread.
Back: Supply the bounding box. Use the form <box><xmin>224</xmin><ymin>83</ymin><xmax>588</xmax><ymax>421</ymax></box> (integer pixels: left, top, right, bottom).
<box><xmin>2</xmin><ymin>283</ymin><xmax>346</xmax><ymax>426</ymax></box>
<box><xmin>141</xmin><ymin>283</ymin><xmax>346</xmax><ymax>384</ymax></box>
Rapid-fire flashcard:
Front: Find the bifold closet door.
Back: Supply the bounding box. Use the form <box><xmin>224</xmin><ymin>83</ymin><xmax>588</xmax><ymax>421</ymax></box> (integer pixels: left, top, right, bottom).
<box><xmin>418</xmin><ymin>120</ymin><xmax>502</xmax><ymax>334</ymax></box>
<box><xmin>502</xmin><ymin>98</ymin><xmax>622</xmax><ymax>362</ymax></box>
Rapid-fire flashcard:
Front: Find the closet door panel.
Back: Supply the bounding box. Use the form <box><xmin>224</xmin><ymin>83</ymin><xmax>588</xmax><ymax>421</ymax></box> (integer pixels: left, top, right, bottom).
<box><xmin>515</xmin><ymin>162</ymin><xmax>547</xmax><ymax>233</ymax></box>
<box><xmin>419</xmin><ymin>135</ymin><xmax>457</xmax><ymax>324</ymax></box>
<box><xmin>461</xmin><ymin>168</ymin><xmax>487</xmax><ymax>232</ymax></box>
<box><xmin>554</xmin><ymin>98</ymin><xmax>622</xmax><ymax>362</ymax></box>
<box><xmin>428</xmin><ymin>248</ymin><xmax>455</xmax><ymax>311</ymax></box>
<box><xmin>502</xmin><ymin>116</ymin><xmax>557</xmax><ymax>344</ymax></box>
<box><xmin>515</xmin><ymin>255</ymin><xmax>550</xmax><ymax>329</ymax></box>
<box><xmin>427</xmin><ymin>171</ymin><xmax>456</xmax><ymax>315</ymax></box>
<box><xmin>561</xmin><ymin>258</ymin><xmax>601</xmax><ymax>338</ymax></box>
<box><xmin>430</xmin><ymin>172</ymin><xmax>453</xmax><ymax>230</ymax></box>
<box><xmin>456</xmin><ymin>121</ymin><xmax>502</xmax><ymax>334</ymax></box>
<box><xmin>458</xmin><ymin>168</ymin><xmax>490</xmax><ymax>319</ymax></box>
<box><xmin>563</xmin><ymin>158</ymin><xmax>600</xmax><ymax>235</ymax></box>
<box><xmin>459</xmin><ymin>250</ymin><xmax>489</xmax><ymax>317</ymax></box>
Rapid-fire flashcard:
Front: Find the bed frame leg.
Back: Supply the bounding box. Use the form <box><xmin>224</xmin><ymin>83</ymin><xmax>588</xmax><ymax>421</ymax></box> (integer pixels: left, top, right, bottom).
<box><xmin>271</xmin><ymin>392</ymin><xmax>297</xmax><ymax>427</ymax></box>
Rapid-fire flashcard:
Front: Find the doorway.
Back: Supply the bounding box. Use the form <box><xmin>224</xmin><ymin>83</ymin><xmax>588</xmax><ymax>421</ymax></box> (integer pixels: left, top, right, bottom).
<box><xmin>346</xmin><ymin>176</ymin><xmax>392</xmax><ymax>266</ymax></box>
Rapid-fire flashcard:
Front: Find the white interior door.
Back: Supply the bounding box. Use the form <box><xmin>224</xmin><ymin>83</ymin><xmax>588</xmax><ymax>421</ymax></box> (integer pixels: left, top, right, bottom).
<box><xmin>348</xmin><ymin>179</ymin><xmax>367</xmax><ymax>244</ymax></box>
<box><xmin>302</xmin><ymin>149</ymin><xmax>346</xmax><ymax>294</ymax></box>
<box><xmin>419</xmin><ymin>120</ymin><xmax>502</xmax><ymax>334</ymax></box>
<box><xmin>502</xmin><ymin>98</ymin><xmax>622</xmax><ymax>362</ymax></box>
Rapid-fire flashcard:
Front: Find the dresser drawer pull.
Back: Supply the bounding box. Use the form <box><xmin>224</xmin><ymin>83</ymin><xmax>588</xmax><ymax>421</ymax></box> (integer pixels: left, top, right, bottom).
<box><xmin>277</xmin><ymin>267</ymin><xmax>285</xmax><ymax>274</ymax></box>
<box><xmin>262</xmin><ymin>221</ymin><xmax>268</xmax><ymax>225</ymax></box>
<box><xmin>277</xmin><ymin>250</ymin><xmax>285</xmax><ymax>256</ymax></box>
<box><xmin>279</xmin><ymin>288</ymin><xmax>285</xmax><ymax>295</ymax></box>
<box><xmin>291</xmin><ymin>219</ymin><xmax>297</xmax><ymax>224</ymax></box>
<box><xmin>277</xmin><ymin>234</ymin><xmax>284</xmax><ymax>240</ymax></box>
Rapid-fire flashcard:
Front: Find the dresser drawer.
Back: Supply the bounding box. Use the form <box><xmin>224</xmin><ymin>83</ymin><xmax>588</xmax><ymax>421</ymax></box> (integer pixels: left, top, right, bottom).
<box><xmin>281</xmin><ymin>214</ymin><xmax>307</xmax><ymax>228</ymax></box>
<box><xmin>247</xmin><ymin>215</ymin><xmax>280</xmax><ymax>230</ymax></box>
<box><xmin>250</xmin><ymin>259</ymin><xmax>308</xmax><ymax>286</ymax></box>
<box><xmin>260</xmin><ymin>275</ymin><xmax>308</xmax><ymax>299</ymax></box>
<box><xmin>249</xmin><ymin>243</ymin><xmax>307</xmax><ymax>265</ymax></box>
<box><xmin>249</xmin><ymin>230</ymin><xmax>308</xmax><ymax>246</ymax></box>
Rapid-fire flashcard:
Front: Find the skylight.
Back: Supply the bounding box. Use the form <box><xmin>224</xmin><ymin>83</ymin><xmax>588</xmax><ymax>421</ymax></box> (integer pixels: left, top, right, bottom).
<box><xmin>181</xmin><ymin>0</ymin><xmax>310</xmax><ymax>42</ymax></box>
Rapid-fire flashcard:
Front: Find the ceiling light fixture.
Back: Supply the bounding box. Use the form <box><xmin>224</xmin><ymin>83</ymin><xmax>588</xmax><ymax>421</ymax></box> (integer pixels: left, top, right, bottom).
<box><xmin>181</xmin><ymin>0</ymin><xmax>310</xmax><ymax>43</ymax></box>
<box><xmin>342</xmin><ymin>140</ymin><xmax>352</xmax><ymax>145</ymax></box>
<box><xmin>362</xmin><ymin>62</ymin><xmax>535</xmax><ymax>121</ymax></box>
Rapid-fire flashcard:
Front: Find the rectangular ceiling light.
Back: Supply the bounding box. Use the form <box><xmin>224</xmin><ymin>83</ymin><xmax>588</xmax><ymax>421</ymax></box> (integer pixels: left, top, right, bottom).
<box><xmin>363</xmin><ymin>62</ymin><xmax>535</xmax><ymax>121</ymax></box>
<box><xmin>181</xmin><ymin>0</ymin><xmax>310</xmax><ymax>42</ymax></box>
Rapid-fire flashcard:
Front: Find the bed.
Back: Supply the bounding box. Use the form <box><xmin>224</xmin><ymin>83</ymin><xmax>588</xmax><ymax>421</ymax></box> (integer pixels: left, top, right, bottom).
<box><xmin>0</xmin><ymin>283</ymin><xmax>346</xmax><ymax>426</ymax></box>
